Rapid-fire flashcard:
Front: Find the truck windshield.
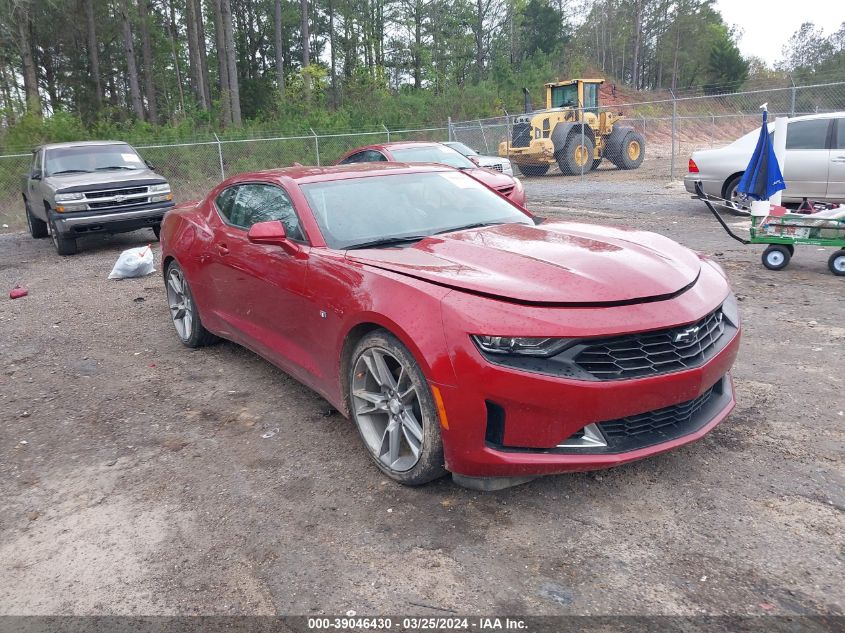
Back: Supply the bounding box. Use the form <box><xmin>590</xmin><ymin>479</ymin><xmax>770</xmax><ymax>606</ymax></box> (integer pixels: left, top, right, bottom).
<box><xmin>551</xmin><ymin>84</ymin><xmax>578</xmax><ymax>108</ymax></box>
<box><xmin>45</xmin><ymin>144</ymin><xmax>146</xmax><ymax>175</ymax></box>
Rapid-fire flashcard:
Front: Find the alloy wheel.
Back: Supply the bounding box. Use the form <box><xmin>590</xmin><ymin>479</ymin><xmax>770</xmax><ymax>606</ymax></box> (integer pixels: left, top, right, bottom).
<box><xmin>351</xmin><ymin>348</ymin><xmax>424</xmax><ymax>472</ymax></box>
<box><xmin>166</xmin><ymin>267</ymin><xmax>193</xmax><ymax>341</ymax></box>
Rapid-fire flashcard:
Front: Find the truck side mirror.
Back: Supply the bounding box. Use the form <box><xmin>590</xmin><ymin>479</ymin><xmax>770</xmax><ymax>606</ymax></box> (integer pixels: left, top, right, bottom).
<box><xmin>145</xmin><ymin>159</ymin><xmax>155</xmax><ymax>170</ymax></box>
<box><xmin>30</xmin><ymin>169</ymin><xmax>42</xmax><ymax>180</ymax></box>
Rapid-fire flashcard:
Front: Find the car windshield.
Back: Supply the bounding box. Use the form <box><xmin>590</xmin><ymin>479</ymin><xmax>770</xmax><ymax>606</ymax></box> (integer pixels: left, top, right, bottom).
<box><xmin>390</xmin><ymin>145</ymin><xmax>476</xmax><ymax>169</ymax></box>
<box><xmin>45</xmin><ymin>144</ymin><xmax>145</xmax><ymax>175</ymax></box>
<box><xmin>445</xmin><ymin>142</ymin><xmax>478</xmax><ymax>157</ymax></box>
<box><xmin>301</xmin><ymin>171</ymin><xmax>532</xmax><ymax>250</ymax></box>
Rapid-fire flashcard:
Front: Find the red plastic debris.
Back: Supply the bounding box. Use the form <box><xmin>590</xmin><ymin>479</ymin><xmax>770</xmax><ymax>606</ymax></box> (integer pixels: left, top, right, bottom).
<box><xmin>9</xmin><ymin>286</ymin><xmax>28</xmax><ymax>299</ymax></box>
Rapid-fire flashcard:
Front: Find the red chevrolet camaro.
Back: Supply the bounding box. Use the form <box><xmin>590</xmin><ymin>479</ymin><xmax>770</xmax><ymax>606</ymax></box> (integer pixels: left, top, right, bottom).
<box><xmin>160</xmin><ymin>163</ymin><xmax>740</xmax><ymax>489</ymax></box>
<box><xmin>336</xmin><ymin>141</ymin><xmax>526</xmax><ymax>206</ymax></box>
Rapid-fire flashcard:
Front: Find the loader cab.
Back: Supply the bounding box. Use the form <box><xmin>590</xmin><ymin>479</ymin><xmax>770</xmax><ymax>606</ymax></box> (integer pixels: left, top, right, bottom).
<box><xmin>546</xmin><ymin>79</ymin><xmax>603</xmax><ymax>115</ymax></box>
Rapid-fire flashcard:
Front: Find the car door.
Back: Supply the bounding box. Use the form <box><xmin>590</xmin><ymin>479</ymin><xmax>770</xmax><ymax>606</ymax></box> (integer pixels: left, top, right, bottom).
<box><xmin>27</xmin><ymin>150</ymin><xmax>45</xmax><ymax>216</ymax></box>
<box><xmin>782</xmin><ymin>118</ymin><xmax>832</xmax><ymax>199</ymax></box>
<box><xmin>827</xmin><ymin>119</ymin><xmax>845</xmax><ymax>200</ymax></box>
<box><xmin>206</xmin><ymin>182</ymin><xmax>320</xmax><ymax>382</ymax></box>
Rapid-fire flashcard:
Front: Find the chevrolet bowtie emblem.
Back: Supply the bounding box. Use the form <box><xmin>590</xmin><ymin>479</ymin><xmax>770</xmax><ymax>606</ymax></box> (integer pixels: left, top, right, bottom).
<box><xmin>674</xmin><ymin>326</ymin><xmax>700</xmax><ymax>343</ymax></box>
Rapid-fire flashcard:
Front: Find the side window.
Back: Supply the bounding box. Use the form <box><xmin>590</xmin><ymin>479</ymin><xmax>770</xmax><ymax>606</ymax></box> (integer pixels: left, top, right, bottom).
<box><xmin>31</xmin><ymin>150</ymin><xmax>42</xmax><ymax>174</ymax></box>
<box><xmin>215</xmin><ymin>187</ymin><xmax>238</xmax><ymax>221</ymax></box>
<box><xmin>365</xmin><ymin>150</ymin><xmax>387</xmax><ymax>162</ymax></box>
<box><xmin>218</xmin><ymin>183</ymin><xmax>305</xmax><ymax>241</ymax></box>
<box><xmin>786</xmin><ymin>119</ymin><xmax>830</xmax><ymax>150</ymax></box>
<box><xmin>836</xmin><ymin>120</ymin><xmax>845</xmax><ymax>150</ymax></box>
<box><xmin>339</xmin><ymin>151</ymin><xmax>367</xmax><ymax>164</ymax></box>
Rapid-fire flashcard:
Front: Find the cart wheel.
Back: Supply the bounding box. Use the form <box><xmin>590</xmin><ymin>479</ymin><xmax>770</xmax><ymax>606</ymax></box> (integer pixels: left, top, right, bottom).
<box><xmin>785</xmin><ymin>244</ymin><xmax>794</xmax><ymax>255</ymax></box>
<box><xmin>828</xmin><ymin>250</ymin><xmax>845</xmax><ymax>276</ymax></box>
<box><xmin>762</xmin><ymin>245</ymin><xmax>791</xmax><ymax>271</ymax></box>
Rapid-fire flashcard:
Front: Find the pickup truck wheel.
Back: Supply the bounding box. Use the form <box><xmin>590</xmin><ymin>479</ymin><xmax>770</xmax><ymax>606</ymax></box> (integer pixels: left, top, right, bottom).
<box><xmin>165</xmin><ymin>261</ymin><xmax>217</xmax><ymax>347</ymax></box>
<box><xmin>25</xmin><ymin>200</ymin><xmax>48</xmax><ymax>238</ymax></box>
<box><xmin>48</xmin><ymin>216</ymin><xmax>77</xmax><ymax>256</ymax></box>
<box><xmin>152</xmin><ymin>224</ymin><xmax>161</xmax><ymax>240</ymax></box>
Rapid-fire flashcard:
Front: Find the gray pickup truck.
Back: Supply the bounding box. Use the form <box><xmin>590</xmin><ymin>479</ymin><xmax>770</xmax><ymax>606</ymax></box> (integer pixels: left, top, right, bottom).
<box><xmin>22</xmin><ymin>141</ymin><xmax>174</xmax><ymax>255</ymax></box>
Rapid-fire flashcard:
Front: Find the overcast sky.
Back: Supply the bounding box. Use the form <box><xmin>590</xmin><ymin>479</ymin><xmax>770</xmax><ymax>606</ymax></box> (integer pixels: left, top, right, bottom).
<box><xmin>715</xmin><ymin>0</ymin><xmax>845</xmax><ymax>65</ymax></box>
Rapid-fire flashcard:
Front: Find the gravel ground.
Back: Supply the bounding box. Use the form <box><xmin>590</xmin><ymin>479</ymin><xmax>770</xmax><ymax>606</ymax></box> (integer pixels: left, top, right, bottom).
<box><xmin>0</xmin><ymin>173</ymin><xmax>843</xmax><ymax>618</ymax></box>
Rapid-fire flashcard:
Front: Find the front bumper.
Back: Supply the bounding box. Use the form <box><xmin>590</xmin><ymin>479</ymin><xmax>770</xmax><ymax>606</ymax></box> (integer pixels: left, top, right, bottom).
<box><xmin>434</xmin><ymin>288</ymin><xmax>741</xmax><ymax>478</ymax></box>
<box><xmin>52</xmin><ymin>201</ymin><xmax>174</xmax><ymax>236</ymax></box>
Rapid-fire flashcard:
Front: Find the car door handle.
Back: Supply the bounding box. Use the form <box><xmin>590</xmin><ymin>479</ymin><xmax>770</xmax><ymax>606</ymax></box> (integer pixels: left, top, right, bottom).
<box><xmin>216</xmin><ymin>243</ymin><xmax>230</xmax><ymax>255</ymax></box>
<box><xmin>832</xmin><ymin>156</ymin><xmax>845</xmax><ymax>163</ymax></box>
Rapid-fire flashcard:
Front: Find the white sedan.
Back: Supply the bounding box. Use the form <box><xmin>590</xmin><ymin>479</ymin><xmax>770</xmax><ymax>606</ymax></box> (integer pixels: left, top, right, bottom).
<box><xmin>442</xmin><ymin>141</ymin><xmax>514</xmax><ymax>176</ymax></box>
<box><xmin>684</xmin><ymin>112</ymin><xmax>845</xmax><ymax>204</ymax></box>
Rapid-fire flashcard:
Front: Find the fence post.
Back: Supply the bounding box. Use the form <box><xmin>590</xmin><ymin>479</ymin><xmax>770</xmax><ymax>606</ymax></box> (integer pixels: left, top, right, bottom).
<box><xmin>478</xmin><ymin>119</ymin><xmax>490</xmax><ymax>153</ymax></box>
<box><xmin>447</xmin><ymin>117</ymin><xmax>453</xmax><ymax>141</ymax></box>
<box><xmin>580</xmin><ymin>107</ymin><xmax>585</xmax><ymax>180</ymax></box>
<box><xmin>790</xmin><ymin>78</ymin><xmax>797</xmax><ymax>118</ymax></box>
<box><xmin>310</xmin><ymin>128</ymin><xmax>320</xmax><ymax>166</ymax></box>
<box><xmin>382</xmin><ymin>123</ymin><xmax>390</xmax><ymax>143</ymax></box>
<box><xmin>670</xmin><ymin>90</ymin><xmax>677</xmax><ymax>180</ymax></box>
<box><xmin>213</xmin><ymin>133</ymin><xmax>225</xmax><ymax>180</ymax></box>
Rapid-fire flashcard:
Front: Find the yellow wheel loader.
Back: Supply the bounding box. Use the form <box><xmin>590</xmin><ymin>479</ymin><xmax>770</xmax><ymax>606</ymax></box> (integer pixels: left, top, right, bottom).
<box><xmin>499</xmin><ymin>79</ymin><xmax>645</xmax><ymax>176</ymax></box>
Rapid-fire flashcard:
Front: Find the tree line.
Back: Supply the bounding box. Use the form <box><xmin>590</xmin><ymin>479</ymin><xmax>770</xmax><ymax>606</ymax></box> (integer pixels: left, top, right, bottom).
<box><xmin>0</xmin><ymin>0</ymin><xmax>840</xmax><ymax>140</ymax></box>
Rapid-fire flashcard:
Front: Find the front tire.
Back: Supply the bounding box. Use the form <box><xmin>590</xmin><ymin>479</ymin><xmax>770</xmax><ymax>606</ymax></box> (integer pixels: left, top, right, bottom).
<box><xmin>165</xmin><ymin>261</ymin><xmax>217</xmax><ymax>347</ymax></box>
<box><xmin>48</xmin><ymin>215</ymin><xmax>77</xmax><ymax>256</ymax></box>
<box><xmin>762</xmin><ymin>245</ymin><xmax>791</xmax><ymax>271</ymax></box>
<box><xmin>348</xmin><ymin>330</ymin><xmax>446</xmax><ymax>485</ymax></box>
<box><xmin>25</xmin><ymin>200</ymin><xmax>48</xmax><ymax>238</ymax></box>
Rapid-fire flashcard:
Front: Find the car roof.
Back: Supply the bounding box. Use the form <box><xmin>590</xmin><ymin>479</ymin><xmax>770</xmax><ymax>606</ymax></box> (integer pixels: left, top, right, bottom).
<box><xmin>37</xmin><ymin>140</ymin><xmax>131</xmax><ymax>151</ymax></box>
<box><xmin>783</xmin><ymin>111</ymin><xmax>845</xmax><ymax>123</ymax></box>
<box><xmin>227</xmin><ymin>162</ymin><xmax>453</xmax><ymax>186</ymax></box>
<box><xmin>350</xmin><ymin>140</ymin><xmax>444</xmax><ymax>152</ymax></box>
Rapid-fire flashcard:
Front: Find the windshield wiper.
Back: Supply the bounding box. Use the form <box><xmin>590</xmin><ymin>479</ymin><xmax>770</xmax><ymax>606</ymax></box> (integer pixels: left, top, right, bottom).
<box><xmin>50</xmin><ymin>169</ymin><xmax>91</xmax><ymax>175</ymax></box>
<box><xmin>346</xmin><ymin>235</ymin><xmax>429</xmax><ymax>250</ymax></box>
<box><xmin>95</xmin><ymin>165</ymin><xmax>136</xmax><ymax>170</ymax></box>
<box><xmin>434</xmin><ymin>221</ymin><xmax>503</xmax><ymax>235</ymax></box>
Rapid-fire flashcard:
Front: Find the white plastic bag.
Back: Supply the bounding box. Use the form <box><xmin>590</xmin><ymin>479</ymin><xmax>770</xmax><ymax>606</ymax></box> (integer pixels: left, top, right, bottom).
<box><xmin>108</xmin><ymin>245</ymin><xmax>155</xmax><ymax>279</ymax></box>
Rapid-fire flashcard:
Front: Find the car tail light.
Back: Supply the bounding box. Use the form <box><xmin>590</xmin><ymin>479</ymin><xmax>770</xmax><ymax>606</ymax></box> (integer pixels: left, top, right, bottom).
<box><xmin>688</xmin><ymin>158</ymin><xmax>699</xmax><ymax>173</ymax></box>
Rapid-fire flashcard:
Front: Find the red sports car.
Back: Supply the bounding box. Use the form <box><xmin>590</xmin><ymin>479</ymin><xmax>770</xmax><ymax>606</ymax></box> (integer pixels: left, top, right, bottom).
<box><xmin>160</xmin><ymin>163</ymin><xmax>740</xmax><ymax>489</ymax></box>
<box><xmin>336</xmin><ymin>141</ymin><xmax>526</xmax><ymax>206</ymax></box>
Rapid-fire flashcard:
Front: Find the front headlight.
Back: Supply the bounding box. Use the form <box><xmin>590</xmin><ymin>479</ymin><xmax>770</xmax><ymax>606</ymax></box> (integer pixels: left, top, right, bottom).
<box><xmin>471</xmin><ymin>335</ymin><xmax>573</xmax><ymax>357</ymax></box>
<box><xmin>513</xmin><ymin>177</ymin><xmax>523</xmax><ymax>191</ymax></box>
<box><xmin>55</xmin><ymin>192</ymin><xmax>84</xmax><ymax>202</ymax></box>
<box><xmin>721</xmin><ymin>291</ymin><xmax>740</xmax><ymax>327</ymax></box>
<box><xmin>148</xmin><ymin>183</ymin><xmax>171</xmax><ymax>193</ymax></box>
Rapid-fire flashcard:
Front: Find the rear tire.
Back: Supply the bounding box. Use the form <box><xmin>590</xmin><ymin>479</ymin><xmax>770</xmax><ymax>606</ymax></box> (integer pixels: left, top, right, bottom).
<box><xmin>762</xmin><ymin>245</ymin><xmax>791</xmax><ymax>271</ymax></box>
<box><xmin>828</xmin><ymin>250</ymin><xmax>845</xmax><ymax>276</ymax></box>
<box><xmin>152</xmin><ymin>223</ymin><xmax>161</xmax><ymax>240</ymax></box>
<box><xmin>518</xmin><ymin>164</ymin><xmax>550</xmax><ymax>177</ymax></box>
<box><xmin>48</xmin><ymin>215</ymin><xmax>77</xmax><ymax>256</ymax></box>
<box><xmin>25</xmin><ymin>199</ymin><xmax>48</xmax><ymax>238</ymax></box>
<box><xmin>348</xmin><ymin>330</ymin><xmax>446</xmax><ymax>486</ymax></box>
<box><xmin>557</xmin><ymin>135</ymin><xmax>595</xmax><ymax>175</ymax></box>
<box><xmin>165</xmin><ymin>261</ymin><xmax>218</xmax><ymax>348</ymax></box>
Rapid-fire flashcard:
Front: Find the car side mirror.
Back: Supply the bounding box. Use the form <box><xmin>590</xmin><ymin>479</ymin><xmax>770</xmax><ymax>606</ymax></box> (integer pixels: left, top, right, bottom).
<box><xmin>247</xmin><ymin>220</ymin><xmax>300</xmax><ymax>256</ymax></box>
<box><xmin>145</xmin><ymin>159</ymin><xmax>155</xmax><ymax>170</ymax></box>
<box><xmin>30</xmin><ymin>169</ymin><xmax>42</xmax><ymax>180</ymax></box>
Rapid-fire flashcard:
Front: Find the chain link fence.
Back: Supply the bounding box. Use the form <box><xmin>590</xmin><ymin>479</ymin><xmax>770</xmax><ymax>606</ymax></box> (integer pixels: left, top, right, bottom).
<box><xmin>449</xmin><ymin>80</ymin><xmax>845</xmax><ymax>180</ymax></box>
<box><xmin>1</xmin><ymin>80</ymin><xmax>843</xmax><ymax>229</ymax></box>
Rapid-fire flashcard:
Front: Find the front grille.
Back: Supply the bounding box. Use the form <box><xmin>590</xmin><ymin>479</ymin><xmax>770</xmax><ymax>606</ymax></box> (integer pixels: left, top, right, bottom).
<box><xmin>573</xmin><ymin>308</ymin><xmax>726</xmax><ymax>380</ymax></box>
<box><xmin>85</xmin><ymin>186</ymin><xmax>147</xmax><ymax>199</ymax></box>
<box><xmin>599</xmin><ymin>385</ymin><xmax>716</xmax><ymax>439</ymax></box>
<box><xmin>490</xmin><ymin>163</ymin><xmax>503</xmax><ymax>172</ymax></box>
<box><xmin>88</xmin><ymin>197</ymin><xmax>150</xmax><ymax>209</ymax></box>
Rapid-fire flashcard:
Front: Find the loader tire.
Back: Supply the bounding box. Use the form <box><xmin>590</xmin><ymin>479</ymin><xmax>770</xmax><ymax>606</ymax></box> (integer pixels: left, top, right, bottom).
<box><xmin>607</xmin><ymin>127</ymin><xmax>645</xmax><ymax>170</ymax></box>
<box><xmin>556</xmin><ymin>135</ymin><xmax>595</xmax><ymax>176</ymax></box>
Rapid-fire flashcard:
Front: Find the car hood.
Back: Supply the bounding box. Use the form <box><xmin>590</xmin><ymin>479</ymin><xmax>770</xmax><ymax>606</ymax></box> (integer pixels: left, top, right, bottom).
<box><xmin>347</xmin><ymin>222</ymin><xmax>701</xmax><ymax>305</ymax></box>
<box><xmin>466</xmin><ymin>167</ymin><xmax>515</xmax><ymax>189</ymax></box>
<box><xmin>46</xmin><ymin>168</ymin><xmax>167</xmax><ymax>192</ymax></box>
